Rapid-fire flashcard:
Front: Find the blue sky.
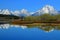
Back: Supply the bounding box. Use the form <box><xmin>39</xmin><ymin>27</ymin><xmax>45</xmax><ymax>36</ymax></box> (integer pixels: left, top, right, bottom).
<box><xmin>0</xmin><ymin>0</ymin><xmax>60</xmax><ymax>11</ymax></box>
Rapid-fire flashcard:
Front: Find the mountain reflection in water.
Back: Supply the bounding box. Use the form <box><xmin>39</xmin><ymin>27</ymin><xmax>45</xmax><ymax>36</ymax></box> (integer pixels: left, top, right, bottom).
<box><xmin>0</xmin><ymin>24</ymin><xmax>27</xmax><ymax>29</ymax></box>
<box><xmin>0</xmin><ymin>23</ymin><xmax>60</xmax><ymax>32</ymax></box>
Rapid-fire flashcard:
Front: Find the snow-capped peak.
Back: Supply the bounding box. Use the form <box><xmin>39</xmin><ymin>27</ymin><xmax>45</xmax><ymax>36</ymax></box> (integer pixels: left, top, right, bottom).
<box><xmin>44</xmin><ymin>5</ymin><xmax>54</xmax><ymax>9</ymax></box>
<box><xmin>20</xmin><ymin>9</ymin><xmax>28</xmax><ymax>13</ymax></box>
<box><xmin>11</xmin><ymin>9</ymin><xmax>30</xmax><ymax>17</ymax></box>
<box><xmin>32</xmin><ymin>5</ymin><xmax>58</xmax><ymax>16</ymax></box>
<box><xmin>20</xmin><ymin>9</ymin><xmax>30</xmax><ymax>16</ymax></box>
<box><xmin>1</xmin><ymin>9</ymin><xmax>11</xmax><ymax>15</ymax></box>
<box><xmin>0</xmin><ymin>5</ymin><xmax>59</xmax><ymax>16</ymax></box>
<box><xmin>41</xmin><ymin>5</ymin><xmax>57</xmax><ymax>14</ymax></box>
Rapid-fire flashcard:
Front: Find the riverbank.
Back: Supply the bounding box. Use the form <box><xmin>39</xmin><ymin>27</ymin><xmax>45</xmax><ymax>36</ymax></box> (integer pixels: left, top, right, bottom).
<box><xmin>11</xmin><ymin>20</ymin><xmax>60</xmax><ymax>26</ymax></box>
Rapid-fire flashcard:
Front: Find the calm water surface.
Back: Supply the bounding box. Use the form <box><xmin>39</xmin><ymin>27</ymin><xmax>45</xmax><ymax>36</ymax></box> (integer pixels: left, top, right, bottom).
<box><xmin>0</xmin><ymin>24</ymin><xmax>60</xmax><ymax>40</ymax></box>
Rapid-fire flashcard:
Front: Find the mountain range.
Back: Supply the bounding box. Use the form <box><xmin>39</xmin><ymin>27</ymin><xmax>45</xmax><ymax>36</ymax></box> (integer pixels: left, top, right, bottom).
<box><xmin>0</xmin><ymin>5</ymin><xmax>59</xmax><ymax>17</ymax></box>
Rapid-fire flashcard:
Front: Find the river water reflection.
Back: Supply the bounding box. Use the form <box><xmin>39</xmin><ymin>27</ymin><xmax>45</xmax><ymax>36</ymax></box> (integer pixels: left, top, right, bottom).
<box><xmin>0</xmin><ymin>24</ymin><xmax>60</xmax><ymax>40</ymax></box>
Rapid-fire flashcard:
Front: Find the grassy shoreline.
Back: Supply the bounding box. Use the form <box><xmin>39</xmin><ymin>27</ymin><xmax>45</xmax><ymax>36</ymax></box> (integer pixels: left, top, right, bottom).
<box><xmin>11</xmin><ymin>20</ymin><xmax>60</xmax><ymax>26</ymax></box>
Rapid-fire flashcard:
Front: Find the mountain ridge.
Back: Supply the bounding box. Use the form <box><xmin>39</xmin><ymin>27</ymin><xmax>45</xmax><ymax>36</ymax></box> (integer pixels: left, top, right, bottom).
<box><xmin>0</xmin><ymin>5</ymin><xmax>59</xmax><ymax>17</ymax></box>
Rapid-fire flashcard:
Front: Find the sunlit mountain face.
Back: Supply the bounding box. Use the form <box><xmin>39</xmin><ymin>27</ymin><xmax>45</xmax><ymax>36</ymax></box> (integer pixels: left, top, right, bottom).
<box><xmin>32</xmin><ymin>5</ymin><xmax>58</xmax><ymax>16</ymax></box>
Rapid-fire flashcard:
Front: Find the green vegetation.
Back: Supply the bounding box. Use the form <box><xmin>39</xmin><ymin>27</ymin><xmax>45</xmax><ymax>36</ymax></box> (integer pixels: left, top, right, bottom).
<box><xmin>1</xmin><ymin>13</ymin><xmax>60</xmax><ymax>23</ymax></box>
<box><xmin>24</xmin><ymin>14</ymin><xmax>60</xmax><ymax>22</ymax></box>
